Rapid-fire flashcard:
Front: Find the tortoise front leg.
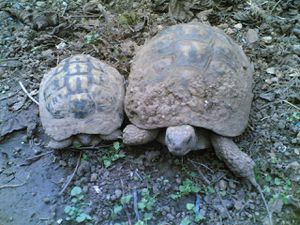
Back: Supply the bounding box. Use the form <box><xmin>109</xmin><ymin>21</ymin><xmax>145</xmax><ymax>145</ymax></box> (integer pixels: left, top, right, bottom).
<box><xmin>123</xmin><ymin>124</ymin><xmax>159</xmax><ymax>145</ymax></box>
<box><xmin>209</xmin><ymin>133</ymin><xmax>256</xmax><ymax>184</ymax></box>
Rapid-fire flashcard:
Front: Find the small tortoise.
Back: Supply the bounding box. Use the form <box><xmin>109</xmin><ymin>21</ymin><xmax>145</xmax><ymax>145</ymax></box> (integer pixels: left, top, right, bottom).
<box><xmin>39</xmin><ymin>55</ymin><xmax>124</xmax><ymax>149</ymax></box>
<box><xmin>123</xmin><ymin>23</ymin><xmax>255</xmax><ymax>178</ymax></box>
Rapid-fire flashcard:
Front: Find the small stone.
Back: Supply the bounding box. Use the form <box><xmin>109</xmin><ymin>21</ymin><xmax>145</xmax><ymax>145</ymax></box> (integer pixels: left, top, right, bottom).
<box><xmin>175</xmin><ymin>177</ymin><xmax>182</xmax><ymax>184</ymax></box>
<box><xmin>93</xmin><ymin>185</ymin><xmax>101</xmax><ymax>194</ymax></box>
<box><xmin>226</xmin><ymin>28</ymin><xmax>234</xmax><ymax>35</ymax></box>
<box><xmin>270</xmin><ymin>77</ymin><xmax>278</xmax><ymax>83</ymax></box>
<box><xmin>43</xmin><ymin>197</ymin><xmax>50</xmax><ymax>204</ymax></box>
<box><xmin>277</xmin><ymin>121</ymin><xmax>285</xmax><ymax>129</ymax></box>
<box><xmin>262</xmin><ymin>36</ymin><xmax>272</xmax><ymax>44</ymax></box>
<box><xmin>114</xmin><ymin>189</ymin><xmax>122</xmax><ymax>199</ymax></box>
<box><xmin>218</xmin><ymin>180</ymin><xmax>227</xmax><ymax>191</ymax></box>
<box><xmin>90</xmin><ymin>173</ymin><xmax>98</xmax><ymax>182</ymax></box>
<box><xmin>166</xmin><ymin>213</ymin><xmax>175</xmax><ymax>220</ymax></box>
<box><xmin>259</xmin><ymin>93</ymin><xmax>275</xmax><ymax>102</ymax></box>
<box><xmin>36</xmin><ymin>1</ymin><xmax>46</xmax><ymax>7</ymax></box>
<box><xmin>83</xmin><ymin>186</ymin><xmax>89</xmax><ymax>193</ymax></box>
<box><xmin>234</xmin><ymin>23</ymin><xmax>243</xmax><ymax>30</ymax></box>
<box><xmin>59</xmin><ymin>160</ymin><xmax>67</xmax><ymax>167</ymax></box>
<box><xmin>266</xmin><ymin>67</ymin><xmax>276</xmax><ymax>74</ymax></box>
<box><xmin>292</xmin><ymin>27</ymin><xmax>300</xmax><ymax>38</ymax></box>
<box><xmin>292</xmin><ymin>44</ymin><xmax>300</xmax><ymax>55</ymax></box>
<box><xmin>246</xmin><ymin>29</ymin><xmax>259</xmax><ymax>43</ymax></box>
<box><xmin>228</xmin><ymin>181</ymin><xmax>236</xmax><ymax>189</ymax></box>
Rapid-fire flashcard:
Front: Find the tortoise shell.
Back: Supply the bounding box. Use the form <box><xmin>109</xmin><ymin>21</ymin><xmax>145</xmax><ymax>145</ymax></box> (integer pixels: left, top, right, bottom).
<box><xmin>125</xmin><ymin>23</ymin><xmax>253</xmax><ymax>137</ymax></box>
<box><xmin>39</xmin><ymin>55</ymin><xmax>124</xmax><ymax>141</ymax></box>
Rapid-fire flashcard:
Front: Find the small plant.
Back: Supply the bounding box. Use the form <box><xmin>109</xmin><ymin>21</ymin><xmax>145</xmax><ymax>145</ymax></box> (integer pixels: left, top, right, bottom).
<box><xmin>109</xmin><ymin>188</ymin><xmax>157</xmax><ymax>224</ymax></box>
<box><xmin>64</xmin><ymin>186</ymin><xmax>93</xmax><ymax>224</ymax></box>
<box><xmin>180</xmin><ymin>202</ymin><xmax>205</xmax><ymax>225</ymax></box>
<box><xmin>171</xmin><ymin>179</ymin><xmax>200</xmax><ymax>199</ymax></box>
<box><xmin>119</xmin><ymin>12</ymin><xmax>138</xmax><ymax>25</ymax></box>
<box><xmin>101</xmin><ymin>141</ymin><xmax>125</xmax><ymax>168</ymax></box>
<box><xmin>84</xmin><ymin>32</ymin><xmax>100</xmax><ymax>45</ymax></box>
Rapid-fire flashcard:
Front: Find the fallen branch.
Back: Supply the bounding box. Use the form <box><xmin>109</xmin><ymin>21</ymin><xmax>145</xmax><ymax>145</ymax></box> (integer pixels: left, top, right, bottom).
<box><xmin>19</xmin><ymin>150</ymin><xmax>53</xmax><ymax>166</ymax></box>
<box><xmin>59</xmin><ymin>152</ymin><xmax>82</xmax><ymax>195</ymax></box>
<box><xmin>0</xmin><ymin>174</ymin><xmax>30</xmax><ymax>189</ymax></box>
<box><xmin>18</xmin><ymin>81</ymin><xmax>39</xmax><ymax>105</ymax></box>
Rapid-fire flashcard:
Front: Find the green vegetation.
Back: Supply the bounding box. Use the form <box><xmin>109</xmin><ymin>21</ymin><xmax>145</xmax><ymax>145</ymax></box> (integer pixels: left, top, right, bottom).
<box><xmin>110</xmin><ymin>187</ymin><xmax>157</xmax><ymax>224</ymax></box>
<box><xmin>171</xmin><ymin>179</ymin><xmax>200</xmax><ymax>200</ymax></box>
<box><xmin>101</xmin><ymin>141</ymin><xmax>126</xmax><ymax>168</ymax></box>
<box><xmin>64</xmin><ymin>186</ymin><xmax>93</xmax><ymax>224</ymax></box>
<box><xmin>180</xmin><ymin>202</ymin><xmax>205</xmax><ymax>225</ymax></box>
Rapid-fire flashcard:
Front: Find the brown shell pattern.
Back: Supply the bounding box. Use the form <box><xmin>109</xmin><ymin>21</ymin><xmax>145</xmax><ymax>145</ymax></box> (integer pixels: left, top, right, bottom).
<box><xmin>39</xmin><ymin>55</ymin><xmax>124</xmax><ymax>141</ymax></box>
<box><xmin>125</xmin><ymin>23</ymin><xmax>253</xmax><ymax>137</ymax></box>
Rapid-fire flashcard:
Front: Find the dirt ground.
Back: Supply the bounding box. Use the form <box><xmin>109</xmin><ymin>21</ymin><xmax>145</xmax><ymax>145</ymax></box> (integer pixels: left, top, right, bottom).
<box><xmin>0</xmin><ymin>0</ymin><xmax>299</xmax><ymax>225</ymax></box>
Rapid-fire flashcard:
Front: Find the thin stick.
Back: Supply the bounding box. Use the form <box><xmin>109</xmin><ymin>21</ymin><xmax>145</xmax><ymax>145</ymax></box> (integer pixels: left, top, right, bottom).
<box><xmin>19</xmin><ymin>150</ymin><xmax>53</xmax><ymax>166</ymax></box>
<box><xmin>0</xmin><ymin>174</ymin><xmax>30</xmax><ymax>189</ymax></box>
<box><xmin>190</xmin><ymin>160</ymin><xmax>232</xmax><ymax>219</ymax></box>
<box><xmin>120</xmin><ymin>179</ymin><xmax>132</xmax><ymax>225</ymax></box>
<box><xmin>59</xmin><ymin>152</ymin><xmax>82</xmax><ymax>195</ymax></box>
<box><xmin>133</xmin><ymin>188</ymin><xmax>140</xmax><ymax>221</ymax></box>
<box><xmin>283</xmin><ymin>100</ymin><xmax>300</xmax><ymax>111</ymax></box>
<box><xmin>18</xmin><ymin>81</ymin><xmax>39</xmax><ymax>105</ymax></box>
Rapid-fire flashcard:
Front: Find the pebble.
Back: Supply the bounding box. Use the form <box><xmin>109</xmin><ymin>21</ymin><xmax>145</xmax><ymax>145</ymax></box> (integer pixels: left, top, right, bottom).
<box><xmin>166</xmin><ymin>213</ymin><xmax>175</xmax><ymax>220</ymax></box>
<box><xmin>292</xmin><ymin>27</ymin><xmax>300</xmax><ymax>38</ymax></box>
<box><xmin>234</xmin><ymin>23</ymin><xmax>243</xmax><ymax>30</ymax></box>
<box><xmin>59</xmin><ymin>160</ymin><xmax>67</xmax><ymax>167</ymax></box>
<box><xmin>218</xmin><ymin>180</ymin><xmax>227</xmax><ymax>190</ymax></box>
<box><xmin>246</xmin><ymin>29</ymin><xmax>259</xmax><ymax>43</ymax></box>
<box><xmin>262</xmin><ymin>36</ymin><xmax>272</xmax><ymax>44</ymax></box>
<box><xmin>82</xmin><ymin>185</ymin><xmax>89</xmax><ymax>193</ymax></box>
<box><xmin>90</xmin><ymin>173</ymin><xmax>98</xmax><ymax>182</ymax></box>
<box><xmin>228</xmin><ymin>181</ymin><xmax>236</xmax><ymax>189</ymax></box>
<box><xmin>36</xmin><ymin>1</ymin><xmax>46</xmax><ymax>7</ymax></box>
<box><xmin>266</xmin><ymin>67</ymin><xmax>276</xmax><ymax>74</ymax></box>
<box><xmin>114</xmin><ymin>189</ymin><xmax>122</xmax><ymax>199</ymax></box>
<box><xmin>259</xmin><ymin>93</ymin><xmax>275</xmax><ymax>102</ymax></box>
<box><xmin>292</xmin><ymin>44</ymin><xmax>300</xmax><ymax>55</ymax></box>
<box><xmin>43</xmin><ymin>197</ymin><xmax>50</xmax><ymax>204</ymax></box>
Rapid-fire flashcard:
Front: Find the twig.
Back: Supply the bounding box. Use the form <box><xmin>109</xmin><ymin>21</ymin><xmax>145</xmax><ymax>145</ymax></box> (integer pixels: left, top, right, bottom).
<box><xmin>283</xmin><ymin>100</ymin><xmax>300</xmax><ymax>111</ymax></box>
<box><xmin>0</xmin><ymin>174</ymin><xmax>30</xmax><ymax>189</ymax></box>
<box><xmin>59</xmin><ymin>152</ymin><xmax>82</xmax><ymax>195</ymax></box>
<box><xmin>120</xmin><ymin>179</ymin><xmax>132</xmax><ymax>225</ymax></box>
<box><xmin>190</xmin><ymin>160</ymin><xmax>232</xmax><ymax>219</ymax></box>
<box><xmin>215</xmin><ymin>186</ymin><xmax>232</xmax><ymax>219</ymax></box>
<box><xmin>133</xmin><ymin>188</ymin><xmax>140</xmax><ymax>221</ymax></box>
<box><xmin>18</xmin><ymin>81</ymin><xmax>39</xmax><ymax>105</ymax></box>
<box><xmin>19</xmin><ymin>150</ymin><xmax>53</xmax><ymax>166</ymax></box>
<box><xmin>255</xmin><ymin>183</ymin><xmax>273</xmax><ymax>225</ymax></box>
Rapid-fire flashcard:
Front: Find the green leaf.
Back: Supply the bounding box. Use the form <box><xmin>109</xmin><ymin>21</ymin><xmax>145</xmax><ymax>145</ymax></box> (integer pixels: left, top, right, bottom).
<box><xmin>64</xmin><ymin>205</ymin><xmax>72</xmax><ymax>214</ymax></box>
<box><xmin>144</xmin><ymin>212</ymin><xmax>153</xmax><ymax>221</ymax></box>
<box><xmin>195</xmin><ymin>213</ymin><xmax>205</xmax><ymax>222</ymax></box>
<box><xmin>113</xmin><ymin>141</ymin><xmax>120</xmax><ymax>151</ymax></box>
<box><xmin>121</xmin><ymin>194</ymin><xmax>132</xmax><ymax>205</ymax></box>
<box><xmin>76</xmin><ymin>213</ymin><xmax>91</xmax><ymax>223</ymax></box>
<box><xmin>138</xmin><ymin>201</ymin><xmax>146</xmax><ymax>210</ymax></box>
<box><xmin>113</xmin><ymin>205</ymin><xmax>123</xmax><ymax>214</ymax></box>
<box><xmin>180</xmin><ymin>216</ymin><xmax>192</xmax><ymax>225</ymax></box>
<box><xmin>274</xmin><ymin>178</ymin><xmax>281</xmax><ymax>185</ymax></box>
<box><xmin>103</xmin><ymin>159</ymin><xmax>112</xmax><ymax>168</ymax></box>
<box><xmin>186</xmin><ymin>203</ymin><xmax>194</xmax><ymax>211</ymax></box>
<box><xmin>71</xmin><ymin>186</ymin><xmax>82</xmax><ymax>196</ymax></box>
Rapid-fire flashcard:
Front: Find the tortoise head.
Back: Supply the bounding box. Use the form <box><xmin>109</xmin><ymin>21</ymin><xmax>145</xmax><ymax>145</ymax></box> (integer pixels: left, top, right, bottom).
<box><xmin>165</xmin><ymin>125</ymin><xmax>197</xmax><ymax>156</ymax></box>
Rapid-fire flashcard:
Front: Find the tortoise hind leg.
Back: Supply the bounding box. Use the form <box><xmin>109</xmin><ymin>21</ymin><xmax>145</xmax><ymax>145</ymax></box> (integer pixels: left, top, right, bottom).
<box><xmin>123</xmin><ymin>124</ymin><xmax>159</xmax><ymax>145</ymax></box>
<box><xmin>209</xmin><ymin>133</ymin><xmax>256</xmax><ymax>184</ymax></box>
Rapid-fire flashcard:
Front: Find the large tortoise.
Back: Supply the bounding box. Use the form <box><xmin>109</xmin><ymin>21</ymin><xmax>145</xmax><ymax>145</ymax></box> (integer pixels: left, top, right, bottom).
<box><xmin>39</xmin><ymin>55</ymin><xmax>124</xmax><ymax>149</ymax></box>
<box><xmin>123</xmin><ymin>23</ymin><xmax>255</xmax><ymax>178</ymax></box>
